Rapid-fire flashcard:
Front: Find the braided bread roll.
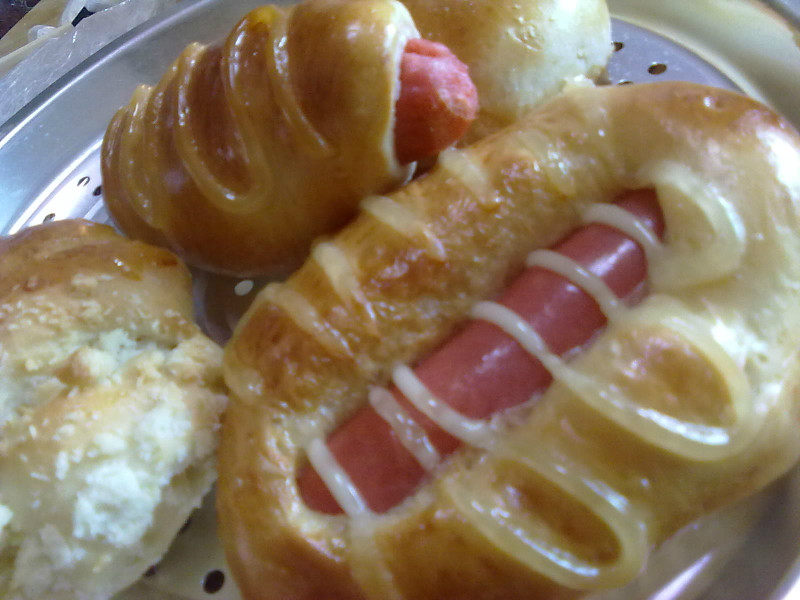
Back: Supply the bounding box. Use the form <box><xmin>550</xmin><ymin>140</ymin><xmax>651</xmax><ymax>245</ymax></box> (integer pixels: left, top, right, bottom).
<box><xmin>218</xmin><ymin>82</ymin><xmax>800</xmax><ymax>599</ymax></box>
<box><xmin>101</xmin><ymin>0</ymin><xmax>611</xmax><ymax>278</ymax></box>
<box><xmin>0</xmin><ymin>220</ymin><xmax>227</xmax><ymax>600</ymax></box>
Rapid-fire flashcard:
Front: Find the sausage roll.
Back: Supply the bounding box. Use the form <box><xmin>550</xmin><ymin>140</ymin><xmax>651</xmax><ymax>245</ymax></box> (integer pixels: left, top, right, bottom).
<box><xmin>103</xmin><ymin>0</ymin><xmax>434</xmax><ymax>277</ymax></box>
<box><xmin>218</xmin><ymin>81</ymin><xmax>800</xmax><ymax>600</ymax></box>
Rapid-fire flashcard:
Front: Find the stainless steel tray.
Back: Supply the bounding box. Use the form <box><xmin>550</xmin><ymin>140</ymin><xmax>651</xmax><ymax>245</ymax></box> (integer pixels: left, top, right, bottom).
<box><xmin>1</xmin><ymin>1</ymin><xmax>800</xmax><ymax>599</ymax></box>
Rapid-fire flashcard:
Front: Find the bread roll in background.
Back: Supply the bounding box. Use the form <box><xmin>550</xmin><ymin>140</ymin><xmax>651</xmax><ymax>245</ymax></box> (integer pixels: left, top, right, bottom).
<box><xmin>401</xmin><ymin>0</ymin><xmax>612</xmax><ymax>142</ymax></box>
<box><xmin>0</xmin><ymin>220</ymin><xmax>228</xmax><ymax>600</ymax></box>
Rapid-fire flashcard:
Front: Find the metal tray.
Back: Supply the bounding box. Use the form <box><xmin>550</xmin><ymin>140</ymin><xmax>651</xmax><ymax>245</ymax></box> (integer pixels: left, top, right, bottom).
<box><xmin>1</xmin><ymin>1</ymin><xmax>800</xmax><ymax>599</ymax></box>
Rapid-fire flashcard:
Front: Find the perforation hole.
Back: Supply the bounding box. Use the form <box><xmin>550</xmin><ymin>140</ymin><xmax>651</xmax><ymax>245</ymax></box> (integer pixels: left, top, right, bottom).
<box><xmin>613</xmin><ymin>41</ymin><xmax>624</xmax><ymax>52</ymax></box>
<box><xmin>648</xmin><ymin>62</ymin><xmax>667</xmax><ymax>75</ymax></box>
<box><xmin>92</xmin><ymin>185</ymin><xmax>102</xmax><ymax>196</ymax></box>
<box><xmin>77</xmin><ymin>176</ymin><xmax>90</xmax><ymax>187</ymax></box>
<box><xmin>203</xmin><ymin>569</ymin><xmax>225</xmax><ymax>594</ymax></box>
<box><xmin>43</xmin><ymin>213</ymin><xmax>56</xmax><ymax>223</ymax></box>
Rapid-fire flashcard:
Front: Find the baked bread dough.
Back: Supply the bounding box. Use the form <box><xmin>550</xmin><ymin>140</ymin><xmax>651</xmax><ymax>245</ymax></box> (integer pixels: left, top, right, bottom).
<box><xmin>101</xmin><ymin>0</ymin><xmax>419</xmax><ymax>277</ymax></box>
<box><xmin>0</xmin><ymin>220</ymin><xmax>228</xmax><ymax>600</ymax></box>
<box><xmin>218</xmin><ymin>82</ymin><xmax>800</xmax><ymax>599</ymax></box>
<box><xmin>401</xmin><ymin>0</ymin><xmax>612</xmax><ymax>142</ymax></box>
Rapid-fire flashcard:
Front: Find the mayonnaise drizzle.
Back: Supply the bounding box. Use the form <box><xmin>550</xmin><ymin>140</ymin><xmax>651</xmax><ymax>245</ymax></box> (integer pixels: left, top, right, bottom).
<box><xmin>437</xmin><ymin>148</ymin><xmax>492</xmax><ymax>198</ymax></box>
<box><xmin>306</xmin><ymin>438</ymin><xmax>369</xmax><ymax>517</ymax></box>
<box><xmin>525</xmin><ymin>249</ymin><xmax>624</xmax><ymax>321</ymax></box>
<box><xmin>392</xmin><ymin>365</ymin><xmax>493</xmax><ymax>448</ymax></box>
<box><xmin>581</xmin><ymin>202</ymin><xmax>662</xmax><ymax>266</ymax></box>
<box><xmin>470</xmin><ymin>300</ymin><xmax>566</xmax><ymax>374</ymax></box>
<box><xmin>260</xmin><ymin>283</ymin><xmax>352</xmax><ymax>357</ymax></box>
<box><xmin>313</xmin><ymin>241</ymin><xmax>378</xmax><ymax>329</ymax></box>
<box><xmin>445</xmin><ymin>443</ymin><xmax>649</xmax><ymax>590</ymax></box>
<box><xmin>348</xmin><ymin>517</ymin><xmax>403</xmax><ymax>600</ymax></box>
<box><xmin>559</xmin><ymin>297</ymin><xmax>758</xmax><ymax>461</ymax></box>
<box><xmin>305</xmin><ymin>204</ymin><xmax>655</xmax><ymax>512</ymax></box>
<box><xmin>361</xmin><ymin>195</ymin><xmax>446</xmax><ymax>260</ymax></box>
<box><xmin>368</xmin><ymin>386</ymin><xmax>441</xmax><ymax>472</ymax></box>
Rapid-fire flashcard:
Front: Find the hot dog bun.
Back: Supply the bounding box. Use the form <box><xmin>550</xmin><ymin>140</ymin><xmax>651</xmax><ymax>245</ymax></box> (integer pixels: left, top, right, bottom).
<box><xmin>401</xmin><ymin>0</ymin><xmax>612</xmax><ymax>142</ymax></box>
<box><xmin>218</xmin><ymin>81</ymin><xmax>800</xmax><ymax>599</ymax></box>
<box><xmin>0</xmin><ymin>220</ymin><xmax>228</xmax><ymax>600</ymax></box>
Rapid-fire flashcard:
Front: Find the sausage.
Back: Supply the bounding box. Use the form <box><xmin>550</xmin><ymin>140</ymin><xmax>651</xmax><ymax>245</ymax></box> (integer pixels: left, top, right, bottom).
<box><xmin>298</xmin><ymin>189</ymin><xmax>665</xmax><ymax>514</ymax></box>
<box><xmin>394</xmin><ymin>39</ymin><xmax>479</xmax><ymax>164</ymax></box>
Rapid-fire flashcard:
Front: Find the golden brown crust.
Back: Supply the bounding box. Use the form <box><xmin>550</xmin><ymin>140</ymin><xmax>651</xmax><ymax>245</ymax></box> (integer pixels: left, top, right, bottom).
<box><xmin>0</xmin><ymin>220</ymin><xmax>228</xmax><ymax>600</ymax></box>
<box><xmin>0</xmin><ymin>219</ymin><xmax>191</xmax><ymax>324</ymax></box>
<box><xmin>101</xmin><ymin>0</ymin><xmax>418</xmax><ymax>277</ymax></box>
<box><xmin>218</xmin><ymin>81</ymin><xmax>800</xmax><ymax>600</ymax></box>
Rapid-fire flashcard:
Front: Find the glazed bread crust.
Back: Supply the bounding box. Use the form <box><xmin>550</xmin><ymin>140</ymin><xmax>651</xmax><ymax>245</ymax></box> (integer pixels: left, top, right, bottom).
<box><xmin>101</xmin><ymin>0</ymin><xmax>418</xmax><ymax>277</ymax></box>
<box><xmin>0</xmin><ymin>220</ymin><xmax>228</xmax><ymax>600</ymax></box>
<box><xmin>219</xmin><ymin>81</ymin><xmax>800</xmax><ymax>600</ymax></box>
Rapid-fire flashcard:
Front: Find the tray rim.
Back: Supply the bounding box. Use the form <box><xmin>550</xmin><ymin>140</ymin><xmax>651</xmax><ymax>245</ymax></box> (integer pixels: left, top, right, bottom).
<box><xmin>1</xmin><ymin>1</ymin><xmax>800</xmax><ymax>599</ymax></box>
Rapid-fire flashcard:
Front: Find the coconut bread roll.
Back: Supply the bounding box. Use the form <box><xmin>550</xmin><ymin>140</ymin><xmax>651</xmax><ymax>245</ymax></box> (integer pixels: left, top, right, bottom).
<box><xmin>0</xmin><ymin>220</ymin><xmax>228</xmax><ymax>600</ymax></box>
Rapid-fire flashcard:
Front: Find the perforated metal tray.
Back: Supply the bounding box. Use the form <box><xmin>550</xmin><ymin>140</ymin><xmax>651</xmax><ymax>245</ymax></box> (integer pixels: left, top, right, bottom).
<box><xmin>1</xmin><ymin>1</ymin><xmax>800</xmax><ymax>599</ymax></box>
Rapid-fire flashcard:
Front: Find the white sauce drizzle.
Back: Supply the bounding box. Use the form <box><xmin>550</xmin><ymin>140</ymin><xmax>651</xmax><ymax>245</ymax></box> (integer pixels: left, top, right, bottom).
<box><xmin>348</xmin><ymin>517</ymin><xmax>404</xmax><ymax>600</ymax></box>
<box><xmin>368</xmin><ymin>386</ymin><xmax>441</xmax><ymax>471</ymax></box>
<box><xmin>313</xmin><ymin>241</ymin><xmax>377</xmax><ymax>329</ymax></box>
<box><xmin>471</xmin><ymin>295</ymin><xmax>752</xmax><ymax>461</ymax></box>
<box><xmin>392</xmin><ymin>365</ymin><xmax>493</xmax><ymax>448</ymax></box>
<box><xmin>260</xmin><ymin>283</ymin><xmax>352</xmax><ymax>357</ymax></box>
<box><xmin>525</xmin><ymin>249</ymin><xmax>624</xmax><ymax>321</ymax></box>
<box><xmin>306</xmin><ymin>438</ymin><xmax>369</xmax><ymax>517</ymax></box>
<box><xmin>470</xmin><ymin>301</ymin><xmax>573</xmax><ymax>381</ymax></box>
<box><xmin>361</xmin><ymin>195</ymin><xmax>446</xmax><ymax>260</ymax></box>
<box><xmin>581</xmin><ymin>202</ymin><xmax>662</xmax><ymax>266</ymax></box>
<box><xmin>436</xmin><ymin>148</ymin><xmax>492</xmax><ymax>198</ymax></box>
<box><xmin>560</xmin><ymin>297</ymin><xmax>758</xmax><ymax>461</ymax></box>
